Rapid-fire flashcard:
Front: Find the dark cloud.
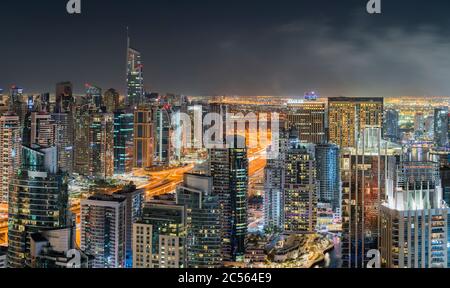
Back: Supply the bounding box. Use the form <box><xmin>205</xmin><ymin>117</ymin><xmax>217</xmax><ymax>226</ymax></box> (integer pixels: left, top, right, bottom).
<box><xmin>2</xmin><ymin>0</ymin><xmax>450</xmax><ymax>97</ymax></box>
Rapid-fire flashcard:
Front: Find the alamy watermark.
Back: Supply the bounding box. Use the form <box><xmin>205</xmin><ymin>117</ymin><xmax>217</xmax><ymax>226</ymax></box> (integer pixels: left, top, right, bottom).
<box><xmin>67</xmin><ymin>1</ymin><xmax>380</xmax><ymax>15</ymax></box>
<box><xmin>367</xmin><ymin>0</ymin><xmax>382</xmax><ymax>14</ymax></box>
<box><xmin>171</xmin><ymin>112</ymin><xmax>280</xmax><ymax>160</ymax></box>
<box><xmin>66</xmin><ymin>0</ymin><xmax>81</xmax><ymax>14</ymax></box>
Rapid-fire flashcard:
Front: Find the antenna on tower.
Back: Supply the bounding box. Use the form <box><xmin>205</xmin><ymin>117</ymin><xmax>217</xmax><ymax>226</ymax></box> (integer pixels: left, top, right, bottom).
<box><xmin>126</xmin><ymin>26</ymin><xmax>130</xmax><ymax>50</ymax></box>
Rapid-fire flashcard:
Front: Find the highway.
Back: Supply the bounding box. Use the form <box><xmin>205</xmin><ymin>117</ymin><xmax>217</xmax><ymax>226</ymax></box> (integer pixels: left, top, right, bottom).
<box><xmin>2</xmin><ymin>136</ymin><xmax>270</xmax><ymax>247</ymax></box>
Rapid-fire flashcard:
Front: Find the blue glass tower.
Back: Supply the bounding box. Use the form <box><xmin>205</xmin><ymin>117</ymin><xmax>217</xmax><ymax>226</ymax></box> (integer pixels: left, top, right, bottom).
<box><xmin>114</xmin><ymin>110</ymin><xmax>134</xmax><ymax>174</ymax></box>
<box><xmin>315</xmin><ymin>144</ymin><xmax>341</xmax><ymax>212</ymax></box>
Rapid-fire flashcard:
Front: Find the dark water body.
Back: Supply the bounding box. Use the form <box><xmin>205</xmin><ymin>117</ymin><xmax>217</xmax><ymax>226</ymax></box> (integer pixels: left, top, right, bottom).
<box><xmin>317</xmin><ymin>235</ymin><xmax>342</xmax><ymax>268</ymax></box>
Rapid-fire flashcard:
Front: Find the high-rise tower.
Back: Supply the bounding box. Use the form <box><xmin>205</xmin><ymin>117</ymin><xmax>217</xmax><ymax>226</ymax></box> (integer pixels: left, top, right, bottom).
<box><xmin>8</xmin><ymin>146</ymin><xmax>69</xmax><ymax>268</ymax></box>
<box><xmin>209</xmin><ymin>135</ymin><xmax>248</xmax><ymax>263</ymax></box>
<box><xmin>126</xmin><ymin>29</ymin><xmax>144</xmax><ymax>106</ymax></box>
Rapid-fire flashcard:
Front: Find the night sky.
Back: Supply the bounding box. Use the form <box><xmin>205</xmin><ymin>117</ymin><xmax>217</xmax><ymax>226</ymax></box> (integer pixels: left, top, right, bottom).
<box><xmin>2</xmin><ymin>0</ymin><xmax>450</xmax><ymax>97</ymax></box>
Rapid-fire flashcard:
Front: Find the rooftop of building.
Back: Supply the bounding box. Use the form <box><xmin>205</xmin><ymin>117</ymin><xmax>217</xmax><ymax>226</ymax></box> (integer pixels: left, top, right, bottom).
<box><xmin>87</xmin><ymin>193</ymin><xmax>127</xmax><ymax>203</ymax></box>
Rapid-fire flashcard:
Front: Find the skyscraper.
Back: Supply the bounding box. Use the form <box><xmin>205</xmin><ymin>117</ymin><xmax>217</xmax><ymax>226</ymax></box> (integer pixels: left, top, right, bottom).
<box><xmin>30</xmin><ymin>112</ymin><xmax>56</xmax><ymax>148</ymax></box>
<box><xmin>383</xmin><ymin>109</ymin><xmax>400</xmax><ymax>143</ymax></box>
<box><xmin>114</xmin><ymin>110</ymin><xmax>134</xmax><ymax>174</ymax></box>
<box><xmin>8</xmin><ymin>146</ymin><xmax>69</xmax><ymax>268</ymax></box>
<box><xmin>133</xmin><ymin>107</ymin><xmax>153</xmax><ymax>169</ymax></box>
<box><xmin>73</xmin><ymin>106</ymin><xmax>91</xmax><ymax>176</ymax></box>
<box><xmin>263</xmin><ymin>129</ymin><xmax>287</xmax><ymax>231</ymax></box>
<box><xmin>434</xmin><ymin>107</ymin><xmax>449</xmax><ymax>148</ymax></box>
<box><xmin>176</xmin><ymin>173</ymin><xmax>222</xmax><ymax>268</ymax></box>
<box><xmin>132</xmin><ymin>201</ymin><xmax>186</xmax><ymax>268</ymax></box>
<box><xmin>284</xmin><ymin>141</ymin><xmax>317</xmax><ymax>233</ymax></box>
<box><xmin>286</xmin><ymin>101</ymin><xmax>326</xmax><ymax>144</ymax></box>
<box><xmin>88</xmin><ymin>112</ymin><xmax>114</xmax><ymax>178</ymax></box>
<box><xmin>328</xmin><ymin>97</ymin><xmax>383</xmax><ymax>149</ymax></box>
<box><xmin>86</xmin><ymin>84</ymin><xmax>103</xmax><ymax>109</ymax></box>
<box><xmin>154</xmin><ymin>106</ymin><xmax>171</xmax><ymax>166</ymax></box>
<box><xmin>0</xmin><ymin>113</ymin><xmax>21</xmax><ymax>203</ymax></box>
<box><xmin>115</xmin><ymin>185</ymin><xmax>144</xmax><ymax>268</ymax></box>
<box><xmin>341</xmin><ymin>127</ymin><xmax>402</xmax><ymax>268</ymax></box>
<box><xmin>126</xmin><ymin>32</ymin><xmax>144</xmax><ymax>106</ymax></box>
<box><xmin>209</xmin><ymin>135</ymin><xmax>248</xmax><ymax>262</ymax></box>
<box><xmin>55</xmin><ymin>82</ymin><xmax>74</xmax><ymax>113</ymax></box>
<box><xmin>414</xmin><ymin>112</ymin><xmax>425</xmax><ymax>135</ymax></box>
<box><xmin>104</xmin><ymin>88</ymin><xmax>121</xmax><ymax>113</ymax></box>
<box><xmin>315</xmin><ymin>143</ymin><xmax>341</xmax><ymax>213</ymax></box>
<box><xmin>9</xmin><ymin>85</ymin><xmax>24</xmax><ymax>111</ymax></box>
<box><xmin>81</xmin><ymin>194</ymin><xmax>126</xmax><ymax>268</ymax></box>
<box><xmin>51</xmin><ymin>112</ymin><xmax>74</xmax><ymax>173</ymax></box>
<box><xmin>380</xmin><ymin>161</ymin><xmax>449</xmax><ymax>268</ymax></box>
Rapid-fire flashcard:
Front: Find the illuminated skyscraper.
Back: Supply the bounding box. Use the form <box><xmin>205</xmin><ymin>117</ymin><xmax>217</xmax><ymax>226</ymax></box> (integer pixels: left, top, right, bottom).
<box><xmin>328</xmin><ymin>97</ymin><xmax>383</xmax><ymax>149</ymax></box>
<box><xmin>81</xmin><ymin>194</ymin><xmax>126</xmax><ymax>268</ymax></box>
<box><xmin>30</xmin><ymin>112</ymin><xmax>56</xmax><ymax>148</ymax></box>
<box><xmin>104</xmin><ymin>88</ymin><xmax>121</xmax><ymax>113</ymax></box>
<box><xmin>434</xmin><ymin>107</ymin><xmax>449</xmax><ymax>148</ymax></box>
<box><xmin>154</xmin><ymin>106</ymin><xmax>171</xmax><ymax>166</ymax></box>
<box><xmin>414</xmin><ymin>112</ymin><xmax>426</xmax><ymax>137</ymax></box>
<box><xmin>86</xmin><ymin>84</ymin><xmax>103</xmax><ymax>109</ymax></box>
<box><xmin>8</xmin><ymin>146</ymin><xmax>69</xmax><ymax>268</ymax></box>
<box><xmin>380</xmin><ymin>161</ymin><xmax>449</xmax><ymax>268</ymax></box>
<box><xmin>115</xmin><ymin>185</ymin><xmax>144</xmax><ymax>268</ymax></box>
<box><xmin>114</xmin><ymin>110</ymin><xmax>134</xmax><ymax>174</ymax></box>
<box><xmin>55</xmin><ymin>82</ymin><xmax>74</xmax><ymax>113</ymax></box>
<box><xmin>284</xmin><ymin>141</ymin><xmax>317</xmax><ymax>233</ymax></box>
<box><xmin>341</xmin><ymin>127</ymin><xmax>402</xmax><ymax>268</ymax></box>
<box><xmin>133</xmin><ymin>107</ymin><xmax>153</xmax><ymax>168</ymax></box>
<box><xmin>0</xmin><ymin>113</ymin><xmax>21</xmax><ymax>203</ymax></box>
<box><xmin>9</xmin><ymin>86</ymin><xmax>29</xmax><ymax>130</ymax></box>
<box><xmin>51</xmin><ymin>112</ymin><xmax>74</xmax><ymax>173</ymax></box>
<box><xmin>73</xmin><ymin>106</ymin><xmax>114</xmax><ymax>178</ymax></box>
<box><xmin>9</xmin><ymin>85</ymin><xmax>24</xmax><ymax>111</ymax></box>
<box><xmin>132</xmin><ymin>201</ymin><xmax>186</xmax><ymax>268</ymax></box>
<box><xmin>73</xmin><ymin>107</ymin><xmax>90</xmax><ymax>175</ymax></box>
<box><xmin>286</xmin><ymin>101</ymin><xmax>326</xmax><ymax>144</ymax></box>
<box><xmin>384</xmin><ymin>109</ymin><xmax>400</xmax><ymax>143</ymax></box>
<box><xmin>88</xmin><ymin>112</ymin><xmax>114</xmax><ymax>178</ymax></box>
<box><xmin>126</xmin><ymin>32</ymin><xmax>144</xmax><ymax>106</ymax></box>
<box><xmin>264</xmin><ymin>129</ymin><xmax>288</xmax><ymax>231</ymax></box>
<box><xmin>315</xmin><ymin>143</ymin><xmax>341</xmax><ymax>212</ymax></box>
<box><xmin>209</xmin><ymin>135</ymin><xmax>248</xmax><ymax>262</ymax></box>
<box><xmin>176</xmin><ymin>173</ymin><xmax>222</xmax><ymax>268</ymax></box>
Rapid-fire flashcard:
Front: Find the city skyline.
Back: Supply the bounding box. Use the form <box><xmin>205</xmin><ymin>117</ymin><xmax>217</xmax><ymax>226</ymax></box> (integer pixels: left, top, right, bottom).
<box><xmin>1</xmin><ymin>0</ymin><xmax>450</xmax><ymax>272</ymax></box>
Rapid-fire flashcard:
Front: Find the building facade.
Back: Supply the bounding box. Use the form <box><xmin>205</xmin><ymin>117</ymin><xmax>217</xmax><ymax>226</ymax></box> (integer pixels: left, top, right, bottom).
<box><xmin>328</xmin><ymin>97</ymin><xmax>383</xmax><ymax>149</ymax></box>
<box><xmin>380</xmin><ymin>161</ymin><xmax>448</xmax><ymax>268</ymax></box>
<box><xmin>80</xmin><ymin>194</ymin><xmax>126</xmax><ymax>268</ymax></box>
<box><xmin>341</xmin><ymin>127</ymin><xmax>401</xmax><ymax>268</ymax></box>
<box><xmin>8</xmin><ymin>146</ymin><xmax>69</xmax><ymax>268</ymax></box>
<box><xmin>132</xmin><ymin>201</ymin><xmax>186</xmax><ymax>268</ymax></box>
<box><xmin>284</xmin><ymin>142</ymin><xmax>317</xmax><ymax>233</ymax></box>
<box><xmin>176</xmin><ymin>173</ymin><xmax>222</xmax><ymax>268</ymax></box>
<box><xmin>286</xmin><ymin>101</ymin><xmax>326</xmax><ymax>144</ymax></box>
<box><xmin>209</xmin><ymin>135</ymin><xmax>248</xmax><ymax>262</ymax></box>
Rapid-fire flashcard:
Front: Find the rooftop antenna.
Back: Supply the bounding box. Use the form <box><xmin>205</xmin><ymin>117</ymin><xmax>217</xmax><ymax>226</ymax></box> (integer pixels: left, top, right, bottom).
<box><xmin>126</xmin><ymin>26</ymin><xmax>130</xmax><ymax>50</ymax></box>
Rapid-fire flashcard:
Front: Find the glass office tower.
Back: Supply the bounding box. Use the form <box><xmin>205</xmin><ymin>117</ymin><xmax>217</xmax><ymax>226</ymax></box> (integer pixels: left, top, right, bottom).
<box><xmin>8</xmin><ymin>146</ymin><xmax>69</xmax><ymax>268</ymax></box>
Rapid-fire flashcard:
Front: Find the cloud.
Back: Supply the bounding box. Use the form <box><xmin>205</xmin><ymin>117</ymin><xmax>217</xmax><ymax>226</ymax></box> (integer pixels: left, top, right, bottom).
<box><xmin>209</xmin><ymin>20</ymin><xmax>450</xmax><ymax>97</ymax></box>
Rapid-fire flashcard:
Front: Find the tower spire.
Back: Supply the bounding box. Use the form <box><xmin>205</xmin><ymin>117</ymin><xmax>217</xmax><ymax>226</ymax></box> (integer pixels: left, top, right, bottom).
<box><xmin>126</xmin><ymin>26</ymin><xmax>130</xmax><ymax>50</ymax></box>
